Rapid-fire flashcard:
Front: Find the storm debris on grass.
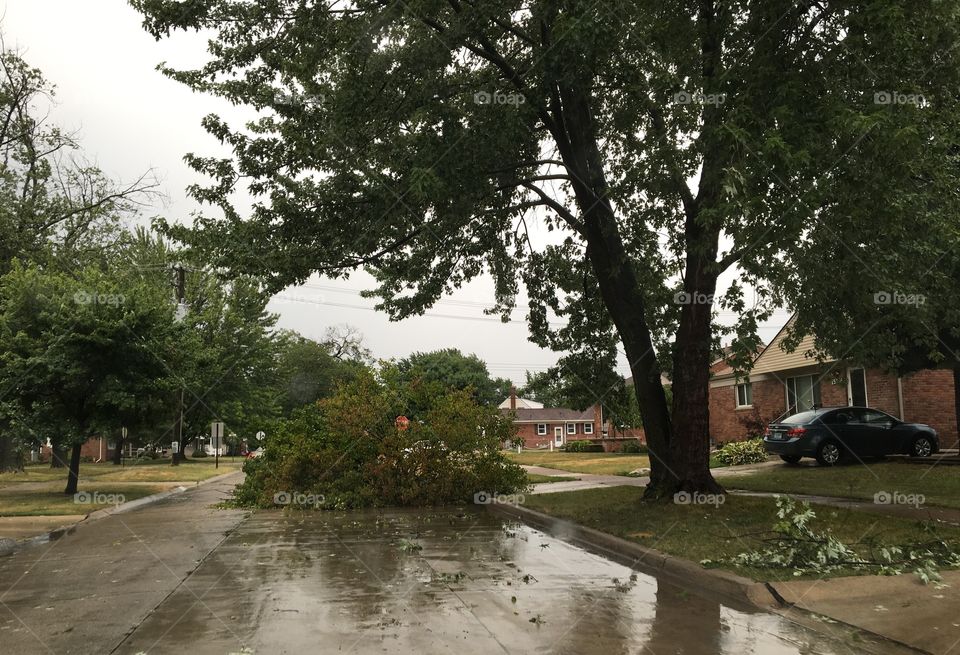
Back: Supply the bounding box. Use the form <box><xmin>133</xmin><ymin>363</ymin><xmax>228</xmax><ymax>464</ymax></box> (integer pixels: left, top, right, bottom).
<box><xmin>705</xmin><ymin>496</ymin><xmax>960</xmax><ymax>584</ymax></box>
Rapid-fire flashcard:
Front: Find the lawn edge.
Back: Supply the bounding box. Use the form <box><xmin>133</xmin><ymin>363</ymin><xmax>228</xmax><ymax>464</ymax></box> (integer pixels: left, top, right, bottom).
<box><xmin>486</xmin><ymin>501</ymin><xmax>776</xmax><ymax>609</ymax></box>
<box><xmin>490</xmin><ymin>500</ymin><xmax>932</xmax><ymax>655</ymax></box>
<box><xmin>0</xmin><ymin>470</ymin><xmax>243</xmax><ymax>557</ymax></box>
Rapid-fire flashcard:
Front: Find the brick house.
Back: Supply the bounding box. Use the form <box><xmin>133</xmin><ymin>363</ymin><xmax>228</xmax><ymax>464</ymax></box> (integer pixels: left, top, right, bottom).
<box><xmin>500</xmin><ymin>388</ymin><xmax>643</xmax><ymax>450</ymax></box>
<box><xmin>710</xmin><ymin>315</ymin><xmax>958</xmax><ymax>448</ymax></box>
<box><xmin>39</xmin><ymin>436</ymin><xmax>114</xmax><ymax>462</ymax></box>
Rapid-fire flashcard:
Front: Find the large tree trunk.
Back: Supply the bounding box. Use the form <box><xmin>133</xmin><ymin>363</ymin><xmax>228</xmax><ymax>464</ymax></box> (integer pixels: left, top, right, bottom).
<box><xmin>50</xmin><ymin>444</ymin><xmax>67</xmax><ymax>468</ymax></box>
<box><xmin>551</xmin><ymin>80</ymin><xmax>676</xmax><ymax>496</ymax></box>
<box><xmin>670</xmin><ymin>267</ymin><xmax>723</xmax><ymax>494</ymax></box>
<box><xmin>664</xmin><ymin>0</ymin><xmax>724</xmax><ymax>496</ymax></box>
<box><xmin>63</xmin><ymin>442</ymin><xmax>82</xmax><ymax>495</ymax></box>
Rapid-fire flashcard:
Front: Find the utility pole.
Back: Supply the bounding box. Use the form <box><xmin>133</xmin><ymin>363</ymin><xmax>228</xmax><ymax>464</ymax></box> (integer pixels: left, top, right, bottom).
<box><xmin>171</xmin><ymin>263</ymin><xmax>187</xmax><ymax>466</ymax></box>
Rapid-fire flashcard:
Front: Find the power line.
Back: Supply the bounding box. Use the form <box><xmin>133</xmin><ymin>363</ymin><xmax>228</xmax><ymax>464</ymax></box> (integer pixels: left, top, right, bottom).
<box><xmin>272</xmin><ymin>294</ymin><xmax>568</xmax><ymax>327</ymax></box>
<box><xmin>296</xmin><ymin>282</ymin><xmax>787</xmax><ymax>321</ymax></box>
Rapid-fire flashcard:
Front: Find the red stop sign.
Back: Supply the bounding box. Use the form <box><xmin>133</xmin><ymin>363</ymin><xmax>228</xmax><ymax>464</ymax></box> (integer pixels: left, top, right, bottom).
<box><xmin>395</xmin><ymin>415</ymin><xmax>410</xmax><ymax>431</ymax></box>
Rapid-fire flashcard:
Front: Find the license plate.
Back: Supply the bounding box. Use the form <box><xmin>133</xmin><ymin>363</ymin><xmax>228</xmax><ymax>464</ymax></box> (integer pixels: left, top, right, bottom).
<box><xmin>770</xmin><ymin>430</ymin><xmax>787</xmax><ymax>441</ymax></box>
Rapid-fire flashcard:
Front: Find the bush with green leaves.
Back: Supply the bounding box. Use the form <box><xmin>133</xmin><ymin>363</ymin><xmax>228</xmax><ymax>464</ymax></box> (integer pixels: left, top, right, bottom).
<box><xmin>564</xmin><ymin>440</ymin><xmax>603</xmax><ymax>453</ymax></box>
<box><xmin>619</xmin><ymin>440</ymin><xmax>646</xmax><ymax>454</ymax></box>
<box><xmin>231</xmin><ymin>368</ymin><xmax>528</xmax><ymax>509</ymax></box>
<box><xmin>713</xmin><ymin>438</ymin><xmax>768</xmax><ymax>466</ymax></box>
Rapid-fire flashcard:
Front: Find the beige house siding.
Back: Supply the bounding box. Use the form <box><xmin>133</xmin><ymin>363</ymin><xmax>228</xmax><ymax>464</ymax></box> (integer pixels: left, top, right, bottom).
<box><xmin>751</xmin><ymin>315</ymin><xmax>833</xmax><ymax>375</ymax></box>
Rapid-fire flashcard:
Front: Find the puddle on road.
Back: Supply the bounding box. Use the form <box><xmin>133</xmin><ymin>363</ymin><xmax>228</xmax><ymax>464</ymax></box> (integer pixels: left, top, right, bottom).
<box><xmin>116</xmin><ymin>507</ymin><xmax>896</xmax><ymax>654</ymax></box>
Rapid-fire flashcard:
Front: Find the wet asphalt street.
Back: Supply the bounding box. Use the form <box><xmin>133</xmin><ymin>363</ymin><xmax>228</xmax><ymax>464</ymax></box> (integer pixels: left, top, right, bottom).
<box><xmin>0</xmin><ymin>475</ymin><xmax>910</xmax><ymax>654</ymax></box>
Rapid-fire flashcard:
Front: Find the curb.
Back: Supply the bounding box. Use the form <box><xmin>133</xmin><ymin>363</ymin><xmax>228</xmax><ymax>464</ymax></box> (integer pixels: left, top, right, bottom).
<box><xmin>491</xmin><ymin>502</ymin><xmax>928</xmax><ymax>655</ymax></box>
<box><xmin>2</xmin><ymin>470</ymin><xmax>243</xmax><ymax>556</ymax></box>
<box><xmin>487</xmin><ymin>502</ymin><xmax>774</xmax><ymax>609</ymax></box>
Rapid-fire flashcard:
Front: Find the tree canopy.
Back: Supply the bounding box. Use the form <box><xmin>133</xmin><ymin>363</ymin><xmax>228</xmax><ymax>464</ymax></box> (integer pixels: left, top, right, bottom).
<box><xmin>134</xmin><ymin>0</ymin><xmax>960</xmax><ymax>496</ymax></box>
<box><xmin>396</xmin><ymin>348</ymin><xmax>511</xmax><ymax>407</ymax></box>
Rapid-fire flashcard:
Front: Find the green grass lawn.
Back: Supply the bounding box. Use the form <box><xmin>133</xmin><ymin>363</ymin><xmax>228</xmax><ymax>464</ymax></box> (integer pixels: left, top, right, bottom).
<box><xmin>721</xmin><ymin>459</ymin><xmax>960</xmax><ymax>509</ymax></box>
<box><xmin>0</xmin><ymin>459</ymin><xmax>243</xmax><ymax>488</ymax></box>
<box><xmin>507</xmin><ymin>451</ymin><xmax>649</xmax><ymax>476</ymax></box>
<box><xmin>527</xmin><ymin>473</ymin><xmax>581</xmax><ymax>484</ymax></box>
<box><xmin>524</xmin><ymin>486</ymin><xmax>960</xmax><ymax>580</ymax></box>
<box><xmin>0</xmin><ymin>484</ymin><xmax>168</xmax><ymax>516</ymax></box>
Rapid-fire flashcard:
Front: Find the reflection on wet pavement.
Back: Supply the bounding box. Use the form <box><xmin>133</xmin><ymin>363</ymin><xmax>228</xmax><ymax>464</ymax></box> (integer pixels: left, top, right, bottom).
<box><xmin>117</xmin><ymin>507</ymin><xmax>892</xmax><ymax>654</ymax></box>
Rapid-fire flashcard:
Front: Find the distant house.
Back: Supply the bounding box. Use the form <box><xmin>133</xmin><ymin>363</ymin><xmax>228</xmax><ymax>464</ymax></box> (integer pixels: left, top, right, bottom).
<box><xmin>500</xmin><ymin>388</ymin><xmax>641</xmax><ymax>450</ymax></box>
<box><xmin>39</xmin><ymin>436</ymin><xmax>115</xmax><ymax>462</ymax></box>
<box><xmin>709</xmin><ymin>315</ymin><xmax>958</xmax><ymax>447</ymax></box>
<box><xmin>497</xmin><ymin>396</ymin><xmax>545</xmax><ymax>410</ymax></box>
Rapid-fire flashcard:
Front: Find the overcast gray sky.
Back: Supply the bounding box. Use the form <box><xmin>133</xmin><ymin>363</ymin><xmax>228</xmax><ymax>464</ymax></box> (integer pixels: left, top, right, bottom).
<box><xmin>3</xmin><ymin>1</ymin><xmax>792</xmax><ymax>385</ymax></box>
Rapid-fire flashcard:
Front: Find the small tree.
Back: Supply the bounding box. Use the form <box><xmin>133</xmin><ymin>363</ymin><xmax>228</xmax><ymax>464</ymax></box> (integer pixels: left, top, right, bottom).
<box><xmin>0</xmin><ymin>262</ymin><xmax>176</xmax><ymax>493</ymax></box>
<box><xmin>397</xmin><ymin>348</ymin><xmax>510</xmax><ymax>407</ymax></box>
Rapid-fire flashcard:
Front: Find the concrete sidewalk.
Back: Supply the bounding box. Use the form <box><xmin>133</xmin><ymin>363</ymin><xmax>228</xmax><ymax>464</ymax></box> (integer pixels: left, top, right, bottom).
<box><xmin>0</xmin><ymin>472</ymin><xmax>247</xmax><ymax>654</ymax></box>
<box><xmin>773</xmin><ymin>570</ymin><xmax>960</xmax><ymax>655</ymax></box>
<box><xmin>523</xmin><ymin>459</ymin><xmax>783</xmax><ymax>495</ymax></box>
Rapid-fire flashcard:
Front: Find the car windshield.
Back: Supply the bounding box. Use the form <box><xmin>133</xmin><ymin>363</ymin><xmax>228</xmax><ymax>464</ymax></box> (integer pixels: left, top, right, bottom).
<box><xmin>780</xmin><ymin>410</ymin><xmax>820</xmax><ymax>425</ymax></box>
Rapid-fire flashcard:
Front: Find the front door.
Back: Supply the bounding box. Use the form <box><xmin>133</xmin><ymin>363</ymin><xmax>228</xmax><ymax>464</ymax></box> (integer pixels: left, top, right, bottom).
<box><xmin>554</xmin><ymin>426</ymin><xmax>564</xmax><ymax>447</ymax></box>
<box><xmin>847</xmin><ymin>368</ymin><xmax>867</xmax><ymax>407</ymax></box>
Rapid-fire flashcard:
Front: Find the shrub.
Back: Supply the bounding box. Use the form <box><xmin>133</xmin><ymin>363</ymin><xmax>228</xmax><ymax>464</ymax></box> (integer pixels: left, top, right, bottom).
<box><xmin>738</xmin><ymin>407</ymin><xmax>775</xmax><ymax>439</ymax></box>
<box><xmin>564</xmin><ymin>440</ymin><xmax>603</xmax><ymax>453</ymax></box>
<box><xmin>231</xmin><ymin>368</ymin><xmax>528</xmax><ymax>509</ymax></box>
<box><xmin>713</xmin><ymin>438</ymin><xmax>768</xmax><ymax>466</ymax></box>
<box><xmin>192</xmin><ymin>449</ymin><xmax>208</xmax><ymax>458</ymax></box>
<box><xmin>619</xmin><ymin>440</ymin><xmax>646</xmax><ymax>454</ymax></box>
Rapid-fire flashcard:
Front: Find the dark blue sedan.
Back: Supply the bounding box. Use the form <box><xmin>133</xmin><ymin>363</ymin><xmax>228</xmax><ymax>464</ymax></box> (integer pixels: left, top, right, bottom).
<box><xmin>763</xmin><ymin>407</ymin><xmax>939</xmax><ymax>465</ymax></box>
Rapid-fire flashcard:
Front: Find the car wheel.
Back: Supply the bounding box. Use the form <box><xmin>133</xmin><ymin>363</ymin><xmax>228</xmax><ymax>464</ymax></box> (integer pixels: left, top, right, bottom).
<box><xmin>816</xmin><ymin>441</ymin><xmax>843</xmax><ymax>466</ymax></box>
<box><xmin>910</xmin><ymin>435</ymin><xmax>934</xmax><ymax>458</ymax></box>
<box><xmin>780</xmin><ymin>455</ymin><xmax>802</xmax><ymax>465</ymax></box>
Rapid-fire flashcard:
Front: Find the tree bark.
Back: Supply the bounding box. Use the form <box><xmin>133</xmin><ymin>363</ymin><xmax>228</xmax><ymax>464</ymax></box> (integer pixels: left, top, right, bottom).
<box><xmin>670</xmin><ymin>267</ymin><xmax>723</xmax><ymax>494</ymax></box>
<box><xmin>550</xmin><ymin>80</ymin><xmax>676</xmax><ymax>496</ymax></box>
<box><xmin>112</xmin><ymin>436</ymin><xmax>124</xmax><ymax>465</ymax></box>
<box><xmin>63</xmin><ymin>442</ymin><xmax>82</xmax><ymax>495</ymax></box>
<box><xmin>50</xmin><ymin>445</ymin><xmax>67</xmax><ymax>468</ymax></box>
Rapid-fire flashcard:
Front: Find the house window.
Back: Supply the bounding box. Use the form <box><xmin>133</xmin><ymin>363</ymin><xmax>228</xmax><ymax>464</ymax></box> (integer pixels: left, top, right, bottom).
<box><xmin>566</xmin><ymin>423</ymin><xmax>576</xmax><ymax>435</ymax></box>
<box><xmin>536</xmin><ymin>423</ymin><xmax>547</xmax><ymax>436</ymax></box>
<box><xmin>583</xmin><ymin>422</ymin><xmax>594</xmax><ymax>435</ymax></box>
<box><xmin>786</xmin><ymin>375</ymin><xmax>822</xmax><ymax>414</ymax></box>
<box><xmin>735</xmin><ymin>383</ymin><xmax>753</xmax><ymax>408</ymax></box>
<box><xmin>848</xmin><ymin>368</ymin><xmax>868</xmax><ymax>407</ymax></box>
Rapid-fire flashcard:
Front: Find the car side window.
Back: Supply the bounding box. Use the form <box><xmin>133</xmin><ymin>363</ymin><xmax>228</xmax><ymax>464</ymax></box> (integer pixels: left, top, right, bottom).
<box><xmin>846</xmin><ymin>408</ymin><xmax>869</xmax><ymax>425</ymax></box>
<box><xmin>861</xmin><ymin>409</ymin><xmax>893</xmax><ymax>427</ymax></box>
<box><xmin>824</xmin><ymin>410</ymin><xmax>852</xmax><ymax>425</ymax></box>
